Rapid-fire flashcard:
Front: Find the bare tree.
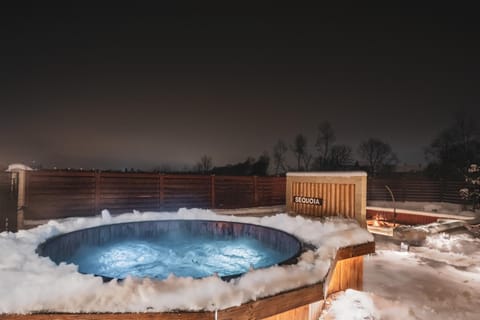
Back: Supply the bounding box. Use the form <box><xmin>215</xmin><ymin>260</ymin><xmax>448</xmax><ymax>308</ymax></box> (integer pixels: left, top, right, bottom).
<box><xmin>425</xmin><ymin>112</ymin><xmax>479</xmax><ymax>178</ymax></box>
<box><xmin>303</xmin><ymin>153</ymin><xmax>313</xmax><ymax>171</ymax></box>
<box><xmin>358</xmin><ymin>138</ymin><xmax>397</xmax><ymax>176</ymax></box>
<box><xmin>292</xmin><ymin>134</ymin><xmax>310</xmax><ymax>171</ymax></box>
<box><xmin>329</xmin><ymin>145</ymin><xmax>353</xmax><ymax>169</ymax></box>
<box><xmin>315</xmin><ymin>121</ymin><xmax>336</xmax><ymax>168</ymax></box>
<box><xmin>272</xmin><ymin>140</ymin><xmax>288</xmax><ymax>175</ymax></box>
<box><xmin>195</xmin><ymin>155</ymin><xmax>213</xmax><ymax>174</ymax></box>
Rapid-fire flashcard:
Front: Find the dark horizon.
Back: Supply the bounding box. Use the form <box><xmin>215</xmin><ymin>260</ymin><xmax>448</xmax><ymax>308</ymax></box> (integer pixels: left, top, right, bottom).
<box><xmin>1</xmin><ymin>3</ymin><xmax>479</xmax><ymax>170</ymax></box>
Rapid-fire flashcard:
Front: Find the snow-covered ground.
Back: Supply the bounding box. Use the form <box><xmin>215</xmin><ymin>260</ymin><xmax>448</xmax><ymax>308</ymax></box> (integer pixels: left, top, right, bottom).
<box><xmin>3</xmin><ymin>207</ymin><xmax>479</xmax><ymax>318</ymax></box>
<box><xmin>0</xmin><ymin>209</ymin><xmax>372</xmax><ymax>314</ymax></box>
<box><xmin>322</xmin><ymin>231</ymin><xmax>480</xmax><ymax>319</ymax></box>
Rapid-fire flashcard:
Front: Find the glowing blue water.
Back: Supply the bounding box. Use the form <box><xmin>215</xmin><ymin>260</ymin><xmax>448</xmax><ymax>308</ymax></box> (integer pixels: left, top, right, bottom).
<box><xmin>69</xmin><ymin>235</ymin><xmax>289</xmax><ymax>280</ymax></box>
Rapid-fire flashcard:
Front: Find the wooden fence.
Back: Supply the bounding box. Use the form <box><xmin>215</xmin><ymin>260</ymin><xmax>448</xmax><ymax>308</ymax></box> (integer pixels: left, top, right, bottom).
<box><xmin>20</xmin><ymin>171</ymin><xmax>467</xmax><ymax>221</ymax></box>
<box><xmin>367</xmin><ymin>177</ymin><xmax>465</xmax><ymax>204</ymax></box>
<box><xmin>24</xmin><ymin>171</ymin><xmax>286</xmax><ymax>220</ymax></box>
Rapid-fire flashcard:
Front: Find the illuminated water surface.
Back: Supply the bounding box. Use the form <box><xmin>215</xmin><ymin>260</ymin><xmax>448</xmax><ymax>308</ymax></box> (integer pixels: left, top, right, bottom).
<box><xmin>69</xmin><ymin>236</ymin><xmax>289</xmax><ymax>279</ymax></box>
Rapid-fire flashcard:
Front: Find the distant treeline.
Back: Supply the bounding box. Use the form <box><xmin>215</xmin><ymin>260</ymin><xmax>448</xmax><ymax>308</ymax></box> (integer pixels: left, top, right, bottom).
<box><xmin>4</xmin><ymin>112</ymin><xmax>478</xmax><ymax>179</ymax></box>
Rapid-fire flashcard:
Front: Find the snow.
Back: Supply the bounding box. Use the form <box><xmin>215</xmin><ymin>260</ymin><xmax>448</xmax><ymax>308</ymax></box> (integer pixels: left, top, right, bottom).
<box><xmin>322</xmin><ymin>231</ymin><xmax>480</xmax><ymax>320</ymax></box>
<box><xmin>0</xmin><ymin>209</ymin><xmax>372</xmax><ymax>314</ymax></box>
<box><xmin>321</xmin><ymin>289</ymin><xmax>413</xmax><ymax>320</ymax></box>
<box><xmin>287</xmin><ymin>171</ymin><xmax>367</xmax><ymax>177</ymax></box>
<box><xmin>6</xmin><ymin>163</ymin><xmax>33</xmax><ymax>172</ymax></box>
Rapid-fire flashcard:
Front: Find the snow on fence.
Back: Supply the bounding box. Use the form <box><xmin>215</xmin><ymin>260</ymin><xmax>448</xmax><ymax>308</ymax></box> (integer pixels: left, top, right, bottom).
<box><xmin>21</xmin><ymin>171</ymin><xmax>286</xmax><ymax>222</ymax></box>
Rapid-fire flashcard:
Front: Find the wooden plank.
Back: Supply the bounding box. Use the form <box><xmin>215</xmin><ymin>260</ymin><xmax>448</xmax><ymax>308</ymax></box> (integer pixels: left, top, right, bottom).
<box><xmin>28</xmin><ymin>171</ymin><xmax>96</xmax><ymax>177</ymax></box>
<box><xmin>261</xmin><ymin>304</ymin><xmax>309</xmax><ymax>320</ymax></box>
<box><xmin>0</xmin><ymin>281</ymin><xmax>325</xmax><ymax>319</ymax></box>
<box><xmin>218</xmin><ymin>282</ymin><xmax>324</xmax><ymax>320</ymax></box>
<box><xmin>0</xmin><ymin>312</ymin><xmax>214</xmax><ymax>320</ymax></box>
<box><xmin>101</xmin><ymin>173</ymin><xmax>159</xmax><ymax>179</ymax></box>
<box><xmin>210</xmin><ymin>175</ymin><xmax>216</xmax><ymax>209</ymax></box>
<box><xmin>327</xmin><ymin>256</ymin><xmax>364</xmax><ymax>294</ymax></box>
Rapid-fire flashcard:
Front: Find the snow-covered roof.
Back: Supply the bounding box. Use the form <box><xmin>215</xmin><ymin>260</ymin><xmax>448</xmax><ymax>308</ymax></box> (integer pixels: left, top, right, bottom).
<box><xmin>0</xmin><ymin>209</ymin><xmax>373</xmax><ymax>314</ymax></box>
<box><xmin>287</xmin><ymin>171</ymin><xmax>367</xmax><ymax>177</ymax></box>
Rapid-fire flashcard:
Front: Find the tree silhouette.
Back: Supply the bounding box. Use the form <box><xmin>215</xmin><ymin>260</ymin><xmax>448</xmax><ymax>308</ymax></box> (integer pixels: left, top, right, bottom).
<box><xmin>315</xmin><ymin>121</ymin><xmax>336</xmax><ymax>168</ymax></box>
<box><xmin>212</xmin><ymin>154</ymin><xmax>270</xmax><ymax>176</ymax></box>
<box><xmin>425</xmin><ymin>112</ymin><xmax>480</xmax><ymax>178</ymax></box>
<box><xmin>303</xmin><ymin>153</ymin><xmax>313</xmax><ymax>172</ymax></box>
<box><xmin>292</xmin><ymin>134</ymin><xmax>310</xmax><ymax>171</ymax></box>
<box><xmin>272</xmin><ymin>140</ymin><xmax>288</xmax><ymax>175</ymax></box>
<box><xmin>358</xmin><ymin>138</ymin><xmax>397</xmax><ymax>176</ymax></box>
<box><xmin>251</xmin><ymin>152</ymin><xmax>270</xmax><ymax>176</ymax></box>
<box><xmin>329</xmin><ymin>144</ymin><xmax>353</xmax><ymax>169</ymax></box>
<box><xmin>195</xmin><ymin>155</ymin><xmax>213</xmax><ymax>174</ymax></box>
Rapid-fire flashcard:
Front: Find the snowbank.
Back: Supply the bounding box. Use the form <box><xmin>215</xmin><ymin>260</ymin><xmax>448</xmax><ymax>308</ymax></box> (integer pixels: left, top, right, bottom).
<box><xmin>0</xmin><ymin>209</ymin><xmax>373</xmax><ymax>314</ymax></box>
<box><xmin>321</xmin><ymin>289</ymin><xmax>413</xmax><ymax>320</ymax></box>
<box><xmin>323</xmin><ymin>232</ymin><xmax>480</xmax><ymax>320</ymax></box>
<box><xmin>363</xmin><ymin>234</ymin><xmax>480</xmax><ymax>320</ymax></box>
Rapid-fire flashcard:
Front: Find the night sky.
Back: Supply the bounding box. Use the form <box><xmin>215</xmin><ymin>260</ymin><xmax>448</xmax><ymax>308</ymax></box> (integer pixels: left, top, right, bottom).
<box><xmin>1</xmin><ymin>3</ymin><xmax>479</xmax><ymax>170</ymax></box>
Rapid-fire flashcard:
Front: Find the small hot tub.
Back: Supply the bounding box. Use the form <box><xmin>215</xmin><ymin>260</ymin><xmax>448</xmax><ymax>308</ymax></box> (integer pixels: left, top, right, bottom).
<box><xmin>37</xmin><ymin>220</ymin><xmax>303</xmax><ymax>281</ymax></box>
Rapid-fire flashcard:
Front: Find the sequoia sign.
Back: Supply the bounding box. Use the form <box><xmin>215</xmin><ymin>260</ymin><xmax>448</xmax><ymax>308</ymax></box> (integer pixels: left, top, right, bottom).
<box><xmin>293</xmin><ymin>196</ymin><xmax>323</xmax><ymax>206</ymax></box>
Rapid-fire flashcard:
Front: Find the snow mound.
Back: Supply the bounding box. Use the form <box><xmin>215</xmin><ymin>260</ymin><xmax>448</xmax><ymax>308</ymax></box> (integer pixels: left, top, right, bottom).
<box><xmin>322</xmin><ymin>289</ymin><xmax>413</xmax><ymax>320</ymax></box>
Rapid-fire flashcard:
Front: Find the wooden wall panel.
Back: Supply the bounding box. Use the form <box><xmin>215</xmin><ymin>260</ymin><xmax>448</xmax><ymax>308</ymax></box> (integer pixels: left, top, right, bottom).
<box><xmin>214</xmin><ymin>176</ymin><xmax>255</xmax><ymax>208</ymax></box>
<box><xmin>162</xmin><ymin>175</ymin><xmax>211</xmax><ymax>210</ymax></box>
<box><xmin>367</xmin><ymin>177</ymin><xmax>465</xmax><ymax>204</ymax></box>
<box><xmin>256</xmin><ymin>177</ymin><xmax>286</xmax><ymax>206</ymax></box>
<box><xmin>99</xmin><ymin>173</ymin><xmax>160</xmax><ymax>214</ymax></box>
<box><xmin>26</xmin><ymin>171</ymin><xmax>96</xmax><ymax>219</ymax></box>
<box><xmin>23</xmin><ymin>171</ymin><xmax>287</xmax><ymax>220</ymax></box>
<box><xmin>291</xmin><ymin>182</ymin><xmax>355</xmax><ymax>219</ymax></box>
<box><xmin>327</xmin><ymin>256</ymin><xmax>364</xmax><ymax>295</ymax></box>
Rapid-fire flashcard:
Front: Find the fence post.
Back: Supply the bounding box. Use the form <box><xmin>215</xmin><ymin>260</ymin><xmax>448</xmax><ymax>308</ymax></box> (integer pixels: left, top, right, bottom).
<box><xmin>7</xmin><ymin>167</ymin><xmax>30</xmax><ymax>230</ymax></box>
<box><xmin>439</xmin><ymin>179</ymin><xmax>444</xmax><ymax>202</ymax></box>
<box><xmin>94</xmin><ymin>171</ymin><xmax>100</xmax><ymax>214</ymax></box>
<box><xmin>401</xmin><ymin>176</ymin><xmax>407</xmax><ymax>202</ymax></box>
<box><xmin>210</xmin><ymin>175</ymin><xmax>216</xmax><ymax>209</ymax></box>
<box><xmin>19</xmin><ymin>171</ymin><xmax>26</xmax><ymax>229</ymax></box>
<box><xmin>159</xmin><ymin>174</ymin><xmax>165</xmax><ymax>209</ymax></box>
<box><xmin>253</xmin><ymin>176</ymin><xmax>258</xmax><ymax>206</ymax></box>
